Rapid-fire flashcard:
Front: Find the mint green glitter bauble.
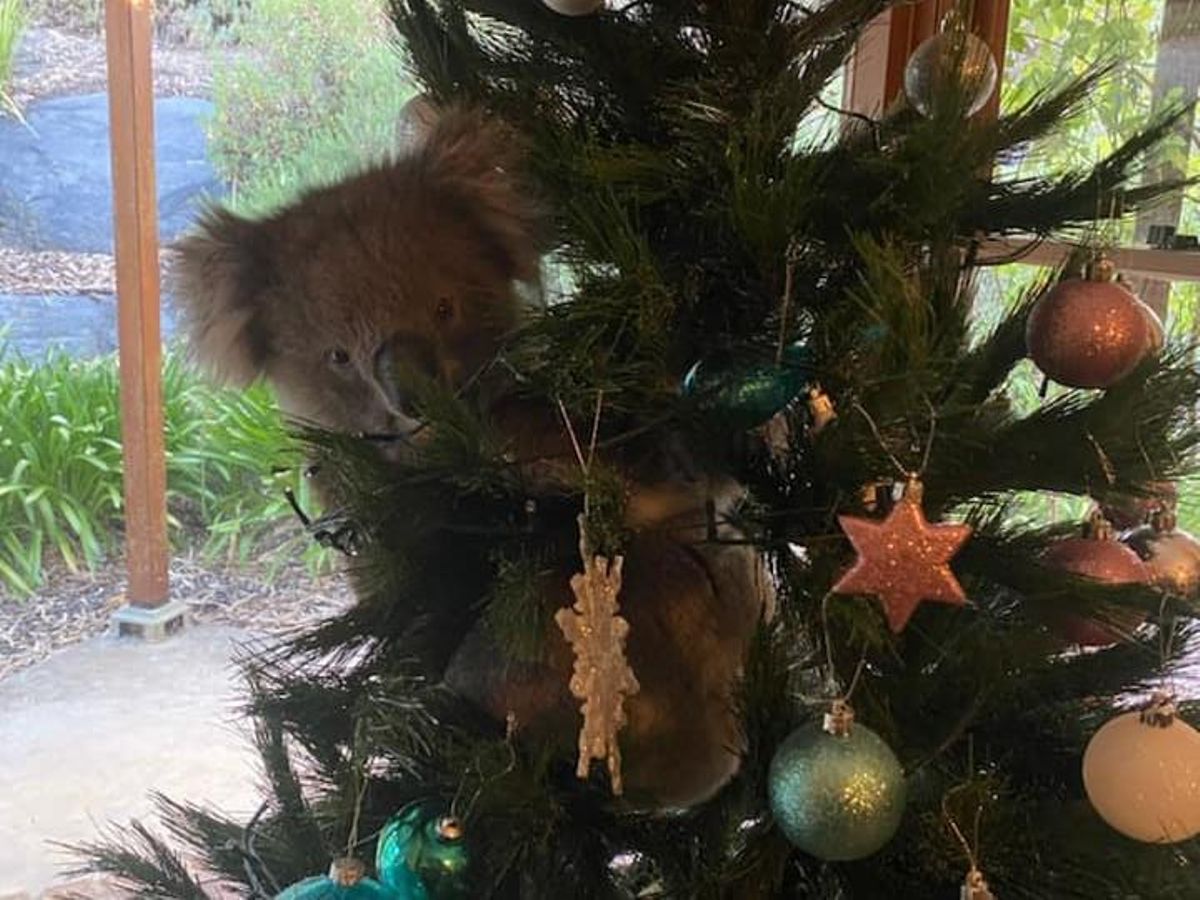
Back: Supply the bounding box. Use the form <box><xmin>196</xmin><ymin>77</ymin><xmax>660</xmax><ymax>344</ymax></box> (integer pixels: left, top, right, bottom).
<box><xmin>768</xmin><ymin>721</ymin><xmax>906</xmax><ymax>861</ymax></box>
<box><xmin>376</xmin><ymin>807</ymin><xmax>470</xmax><ymax>899</ymax></box>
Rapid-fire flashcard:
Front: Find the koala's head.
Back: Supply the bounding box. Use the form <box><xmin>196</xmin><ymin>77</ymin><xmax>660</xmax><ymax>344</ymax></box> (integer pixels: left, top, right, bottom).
<box><xmin>171</xmin><ymin>108</ymin><xmax>543</xmax><ymax>437</ymax></box>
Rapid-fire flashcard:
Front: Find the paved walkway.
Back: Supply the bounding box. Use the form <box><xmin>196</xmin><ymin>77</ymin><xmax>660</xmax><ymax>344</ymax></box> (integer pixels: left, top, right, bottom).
<box><xmin>0</xmin><ymin>625</ymin><xmax>261</xmax><ymax>896</ymax></box>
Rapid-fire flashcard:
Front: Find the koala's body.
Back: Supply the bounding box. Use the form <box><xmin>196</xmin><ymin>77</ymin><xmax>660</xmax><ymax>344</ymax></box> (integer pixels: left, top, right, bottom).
<box><xmin>173</xmin><ymin>108</ymin><xmax>770</xmax><ymax>810</ymax></box>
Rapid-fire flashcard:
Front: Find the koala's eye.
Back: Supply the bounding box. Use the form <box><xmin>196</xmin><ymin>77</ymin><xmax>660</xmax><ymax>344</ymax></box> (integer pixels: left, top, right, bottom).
<box><xmin>435</xmin><ymin>297</ymin><xmax>454</xmax><ymax>322</ymax></box>
<box><xmin>326</xmin><ymin>348</ymin><xmax>351</xmax><ymax>367</ymax></box>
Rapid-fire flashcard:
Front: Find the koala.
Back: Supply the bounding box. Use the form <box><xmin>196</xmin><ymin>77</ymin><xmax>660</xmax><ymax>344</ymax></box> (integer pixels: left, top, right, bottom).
<box><xmin>172</xmin><ymin>108</ymin><xmax>543</xmax><ymax>441</ymax></box>
<box><xmin>172</xmin><ymin>108</ymin><xmax>771</xmax><ymax>810</ymax></box>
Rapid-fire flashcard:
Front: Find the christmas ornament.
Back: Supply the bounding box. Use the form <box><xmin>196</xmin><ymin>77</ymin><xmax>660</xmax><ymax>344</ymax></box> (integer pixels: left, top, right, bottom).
<box><xmin>555</xmin><ymin>514</ymin><xmax>640</xmax><ymax>794</ymax></box>
<box><xmin>903</xmin><ymin>12</ymin><xmax>998</xmax><ymax>118</ymax></box>
<box><xmin>1101</xmin><ymin>480</ymin><xmax>1177</xmax><ymax>530</ymax></box>
<box><xmin>1043</xmin><ymin>515</ymin><xmax>1149</xmax><ymax>647</ymax></box>
<box><xmin>807</xmin><ymin>383</ymin><xmax>837</xmax><ymax>434</ymax></box>
<box><xmin>1026</xmin><ymin>258</ymin><xmax>1160</xmax><ymax>389</ymax></box>
<box><xmin>1123</xmin><ymin>507</ymin><xmax>1200</xmax><ymax>600</ymax></box>
<box><xmin>276</xmin><ymin>859</ymin><xmax>396</xmax><ymax>900</ymax></box>
<box><xmin>682</xmin><ymin>341</ymin><xmax>814</xmax><ymax>431</ymax></box>
<box><xmin>541</xmin><ymin>0</ymin><xmax>603</xmax><ymax>14</ymax></box>
<box><xmin>768</xmin><ymin>700</ymin><xmax>906</xmax><ymax>861</ymax></box>
<box><xmin>1083</xmin><ymin>693</ymin><xmax>1200</xmax><ymax>843</ymax></box>
<box><xmin>833</xmin><ymin>475</ymin><xmax>972</xmax><ymax>632</ymax></box>
<box><xmin>376</xmin><ymin>806</ymin><xmax>470</xmax><ymax>900</ymax></box>
<box><xmin>962</xmin><ymin>868</ymin><xmax>995</xmax><ymax>900</ymax></box>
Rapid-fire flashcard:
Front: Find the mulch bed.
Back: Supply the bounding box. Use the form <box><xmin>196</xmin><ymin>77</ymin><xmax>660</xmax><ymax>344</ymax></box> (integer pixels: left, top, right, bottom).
<box><xmin>0</xmin><ymin>555</ymin><xmax>355</xmax><ymax>682</ymax></box>
<box><xmin>10</xmin><ymin>26</ymin><xmax>215</xmax><ymax>109</ymax></box>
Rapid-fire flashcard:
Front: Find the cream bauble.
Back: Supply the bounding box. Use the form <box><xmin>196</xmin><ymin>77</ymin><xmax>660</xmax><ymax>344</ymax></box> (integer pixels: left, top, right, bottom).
<box><xmin>1083</xmin><ymin>698</ymin><xmax>1200</xmax><ymax>843</ymax></box>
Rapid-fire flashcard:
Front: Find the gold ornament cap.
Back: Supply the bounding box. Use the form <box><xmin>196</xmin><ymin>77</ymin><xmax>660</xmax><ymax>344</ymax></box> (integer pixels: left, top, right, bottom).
<box><xmin>823</xmin><ymin>698</ymin><xmax>856</xmax><ymax>737</ymax></box>
<box><xmin>328</xmin><ymin>857</ymin><xmax>367</xmax><ymax>886</ymax></box>
<box><xmin>1087</xmin><ymin>253</ymin><xmax>1118</xmax><ymax>283</ymax></box>
<box><xmin>962</xmin><ymin>867</ymin><xmax>995</xmax><ymax>900</ymax></box>
<box><xmin>437</xmin><ymin>816</ymin><xmax>465</xmax><ymax>842</ymax></box>
<box><xmin>1140</xmin><ymin>691</ymin><xmax>1177</xmax><ymax>728</ymax></box>
<box><xmin>1082</xmin><ymin>510</ymin><xmax>1116</xmax><ymax>542</ymax></box>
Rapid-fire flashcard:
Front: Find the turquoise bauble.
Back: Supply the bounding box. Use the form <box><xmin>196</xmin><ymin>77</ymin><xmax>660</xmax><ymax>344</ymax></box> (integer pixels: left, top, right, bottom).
<box><xmin>376</xmin><ymin>807</ymin><xmax>470</xmax><ymax>900</ymax></box>
<box><xmin>768</xmin><ymin>720</ymin><xmax>906</xmax><ymax>861</ymax></box>
<box><xmin>276</xmin><ymin>859</ymin><xmax>398</xmax><ymax>899</ymax></box>
<box><xmin>682</xmin><ymin>341</ymin><xmax>813</xmax><ymax>430</ymax></box>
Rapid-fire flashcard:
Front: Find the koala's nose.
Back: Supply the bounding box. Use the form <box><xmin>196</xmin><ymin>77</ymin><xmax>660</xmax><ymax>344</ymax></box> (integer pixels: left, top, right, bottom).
<box><xmin>372</xmin><ymin>341</ymin><xmax>402</xmax><ymax>412</ymax></box>
<box><xmin>372</xmin><ymin>335</ymin><xmax>437</xmax><ymax>420</ymax></box>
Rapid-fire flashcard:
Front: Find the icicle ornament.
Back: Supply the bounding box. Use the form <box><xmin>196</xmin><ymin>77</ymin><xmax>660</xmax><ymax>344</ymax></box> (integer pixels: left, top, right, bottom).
<box><xmin>556</xmin><ymin>514</ymin><xmax>640</xmax><ymax>794</ymax></box>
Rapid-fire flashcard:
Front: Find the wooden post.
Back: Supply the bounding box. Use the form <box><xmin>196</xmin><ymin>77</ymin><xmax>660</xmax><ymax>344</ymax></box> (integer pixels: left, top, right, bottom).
<box><xmin>104</xmin><ymin>0</ymin><xmax>171</xmax><ymax>614</ymax></box>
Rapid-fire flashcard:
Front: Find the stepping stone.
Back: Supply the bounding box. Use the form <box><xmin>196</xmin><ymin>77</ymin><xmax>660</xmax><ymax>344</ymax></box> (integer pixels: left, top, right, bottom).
<box><xmin>0</xmin><ymin>94</ymin><xmax>223</xmax><ymax>254</ymax></box>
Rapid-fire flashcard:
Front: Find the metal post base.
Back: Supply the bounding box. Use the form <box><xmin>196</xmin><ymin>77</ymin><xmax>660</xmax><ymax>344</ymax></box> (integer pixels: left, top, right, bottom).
<box><xmin>110</xmin><ymin>600</ymin><xmax>189</xmax><ymax>641</ymax></box>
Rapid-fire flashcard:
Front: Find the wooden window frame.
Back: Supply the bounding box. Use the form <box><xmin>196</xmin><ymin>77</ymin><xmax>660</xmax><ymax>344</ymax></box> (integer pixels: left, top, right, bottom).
<box><xmin>105</xmin><ymin>0</ymin><xmax>169</xmax><ymax>609</ymax></box>
<box><xmin>846</xmin><ymin>0</ymin><xmax>1200</xmax><ymax>290</ymax></box>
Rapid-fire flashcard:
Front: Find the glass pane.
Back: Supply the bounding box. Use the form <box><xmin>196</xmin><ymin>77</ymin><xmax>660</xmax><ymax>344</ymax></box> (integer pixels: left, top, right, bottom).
<box><xmin>1003</xmin><ymin>0</ymin><xmax>1200</xmax><ymax>242</ymax></box>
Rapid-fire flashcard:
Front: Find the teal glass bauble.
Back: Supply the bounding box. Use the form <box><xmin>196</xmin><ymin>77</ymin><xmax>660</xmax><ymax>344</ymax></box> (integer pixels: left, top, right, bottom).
<box><xmin>276</xmin><ymin>859</ymin><xmax>398</xmax><ymax>899</ymax></box>
<box><xmin>768</xmin><ymin>720</ymin><xmax>906</xmax><ymax>861</ymax></box>
<box><xmin>682</xmin><ymin>341</ymin><xmax>813</xmax><ymax>430</ymax></box>
<box><xmin>376</xmin><ymin>806</ymin><xmax>470</xmax><ymax>900</ymax></box>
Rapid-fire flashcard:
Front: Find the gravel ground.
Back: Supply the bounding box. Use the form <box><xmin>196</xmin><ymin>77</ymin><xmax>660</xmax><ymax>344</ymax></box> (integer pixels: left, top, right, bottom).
<box><xmin>0</xmin><ymin>247</ymin><xmax>117</xmax><ymax>294</ymax></box>
<box><xmin>10</xmin><ymin>26</ymin><xmax>214</xmax><ymax>109</ymax></box>
<box><xmin>0</xmin><ymin>555</ymin><xmax>355</xmax><ymax>682</ymax></box>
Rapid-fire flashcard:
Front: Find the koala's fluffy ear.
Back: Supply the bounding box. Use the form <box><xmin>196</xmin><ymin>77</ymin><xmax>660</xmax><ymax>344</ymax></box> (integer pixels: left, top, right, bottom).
<box><xmin>416</xmin><ymin>107</ymin><xmax>547</xmax><ymax>284</ymax></box>
<box><xmin>170</xmin><ymin>207</ymin><xmax>275</xmax><ymax>387</ymax></box>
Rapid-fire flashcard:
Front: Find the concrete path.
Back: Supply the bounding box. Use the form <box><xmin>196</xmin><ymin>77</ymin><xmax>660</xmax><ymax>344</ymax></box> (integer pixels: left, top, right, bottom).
<box><xmin>0</xmin><ymin>625</ymin><xmax>261</xmax><ymax>896</ymax></box>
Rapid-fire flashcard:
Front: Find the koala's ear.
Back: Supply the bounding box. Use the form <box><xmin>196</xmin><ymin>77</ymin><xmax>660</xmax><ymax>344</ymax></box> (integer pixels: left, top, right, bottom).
<box><xmin>417</xmin><ymin>107</ymin><xmax>547</xmax><ymax>284</ymax></box>
<box><xmin>170</xmin><ymin>207</ymin><xmax>276</xmax><ymax>387</ymax></box>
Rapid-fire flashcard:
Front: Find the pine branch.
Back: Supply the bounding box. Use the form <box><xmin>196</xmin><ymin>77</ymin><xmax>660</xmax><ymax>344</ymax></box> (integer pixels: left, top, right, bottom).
<box><xmin>62</xmin><ymin>821</ymin><xmax>215</xmax><ymax>899</ymax></box>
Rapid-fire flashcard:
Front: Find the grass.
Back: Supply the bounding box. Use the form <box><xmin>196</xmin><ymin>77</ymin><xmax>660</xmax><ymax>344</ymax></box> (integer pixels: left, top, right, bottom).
<box><xmin>0</xmin><ymin>342</ymin><xmax>327</xmax><ymax>597</ymax></box>
<box><xmin>0</xmin><ymin>0</ymin><xmax>27</xmax><ymax>118</ymax></box>
<box><xmin>206</xmin><ymin>0</ymin><xmax>413</xmax><ymax>215</ymax></box>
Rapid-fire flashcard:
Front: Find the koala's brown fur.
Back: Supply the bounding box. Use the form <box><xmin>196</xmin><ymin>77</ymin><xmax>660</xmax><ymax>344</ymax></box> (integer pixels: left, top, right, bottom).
<box><xmin>172</xmin><ymin>108</ymin><xmax>770</xmax><ymax>811</ymax></box>
<box><xmin>173</xmin><ymin>108</ymin><xmax>543</xmax><ymax>437</ymax></box>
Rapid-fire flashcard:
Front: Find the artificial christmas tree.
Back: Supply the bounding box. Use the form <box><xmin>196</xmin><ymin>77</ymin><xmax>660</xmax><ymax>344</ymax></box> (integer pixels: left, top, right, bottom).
<box><xmin>78</xmin><ymin>1</ymin><xmax>1200</xmax><ymax>896</ymax></box>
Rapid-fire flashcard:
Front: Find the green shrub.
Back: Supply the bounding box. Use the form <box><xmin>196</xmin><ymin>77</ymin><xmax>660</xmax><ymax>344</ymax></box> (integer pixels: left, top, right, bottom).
<box><xmin>0</xmin><ymin>343</ymin><xmax>326</xmax><ymax>596</ymax></box>
<box><xmin>207</xmin><ymin>0</ymin><xmax>412</xmax><ymax>214</ymax></box>
<box><xmin>0</xmin><ymin>0</ymin><xmax>27</xmax><ymax>114</ymax></box>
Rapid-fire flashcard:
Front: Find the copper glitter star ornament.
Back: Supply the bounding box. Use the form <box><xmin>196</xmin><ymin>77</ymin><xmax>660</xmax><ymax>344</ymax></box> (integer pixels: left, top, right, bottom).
<box><xmin>833</xmin><ymin>476</ymin><xmax>972</xmax><ymax>632</ymax></box>
<box><xmin>556</xmin><ymin>514</ymin><xmax>641</xmax><ymax>794</ymax></box>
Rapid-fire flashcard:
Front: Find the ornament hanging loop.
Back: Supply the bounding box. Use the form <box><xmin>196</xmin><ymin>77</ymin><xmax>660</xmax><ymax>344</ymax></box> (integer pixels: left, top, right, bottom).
<box><xmin>1140</xmin><ymin>691</ymin><xmax>1177</xmax><ymax>728</ymax></box>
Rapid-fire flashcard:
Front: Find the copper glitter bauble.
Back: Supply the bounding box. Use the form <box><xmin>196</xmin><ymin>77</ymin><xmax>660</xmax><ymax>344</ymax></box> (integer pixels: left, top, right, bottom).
<box><xmin>833</xmin><ymin>477</ymin><xmax>972</xmax><ymax>632</ymax></box>
<box><xmin>1043</xmin><ymin>532</ymin><xmax>1149</xmax><ymax>647</ymax></box>
<box><xmin>1084</xmin><ymin>696</ymin><xmax>1200</xmax><ymax>843</ymax></box>
<box><xmin>1101</xmin><ymin>481</ymin><xmax>1177</xmax><ymax>530</ymax></box>
<box><xmin>1026</xmin><ymin>278</ymin><xmax>1156</xmax><ymax>388</ymax></box>
<box><xmin>1139</xmin><ymin>294</ymin><xmax>1166</xmax><ymax>354</ymax></box>
<box><xmin>1123</xmin><ymin>515</ymin><xmax>1200</xmax><ymax>600</ymax></box>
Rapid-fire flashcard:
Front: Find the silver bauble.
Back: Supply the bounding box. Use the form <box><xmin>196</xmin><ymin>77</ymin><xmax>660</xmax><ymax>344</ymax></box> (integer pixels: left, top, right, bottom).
<box><xmin>904</xmin><ymin>21</ymin><xmax>998</xmax><ymax>118</ymax></box>
<box><xmin>1123</xmin><ymin>517</ymin><xmax>1200</xmax><ymax>600</ymax></box>
<box><xmin>542</xmin><ymin>0</ymin><xmax>604</xmax><ymax>15</ymax></box>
